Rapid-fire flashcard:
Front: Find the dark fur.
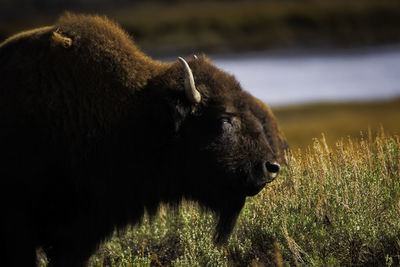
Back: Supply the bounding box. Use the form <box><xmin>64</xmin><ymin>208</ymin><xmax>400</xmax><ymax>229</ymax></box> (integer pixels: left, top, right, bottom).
<box><xmin>0</xmin><ymin>13</ymin><xmax>287</xmax><ymax>267</ymax></box>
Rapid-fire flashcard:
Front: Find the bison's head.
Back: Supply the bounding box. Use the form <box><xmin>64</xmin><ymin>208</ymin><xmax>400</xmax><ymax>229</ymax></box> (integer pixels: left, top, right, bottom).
<box><xmin>148</xmin><ymin>55</ymin><xmax>284</xmax><ymax>243</ymax></box>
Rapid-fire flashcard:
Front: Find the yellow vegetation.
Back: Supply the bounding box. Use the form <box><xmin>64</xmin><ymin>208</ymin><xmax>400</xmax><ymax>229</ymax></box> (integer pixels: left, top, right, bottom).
<box><xmin>273</xmin><ymin>98</ymin><xmax>400</xmax><ymax>149</ymax></box>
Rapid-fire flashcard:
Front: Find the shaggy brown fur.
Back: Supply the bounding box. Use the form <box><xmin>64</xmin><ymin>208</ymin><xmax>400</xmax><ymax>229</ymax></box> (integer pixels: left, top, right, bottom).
<box><xmin>0</xmin><ymin>13</ymin><xmax>287</xmax><ymax>267</ymax></box>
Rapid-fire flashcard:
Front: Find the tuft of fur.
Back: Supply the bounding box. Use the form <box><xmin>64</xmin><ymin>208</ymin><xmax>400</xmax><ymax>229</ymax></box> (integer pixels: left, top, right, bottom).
<box><xmin>0</xmin><ymin>13</ymin><xmax>287</xmax><ymax>267</ymax></box>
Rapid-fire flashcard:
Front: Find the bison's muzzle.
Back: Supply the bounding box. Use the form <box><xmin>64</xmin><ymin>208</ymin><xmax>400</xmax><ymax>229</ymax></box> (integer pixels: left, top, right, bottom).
<box><xmin>246</xmin><ymin>161</ymin><xmax>280</xmax><ymax>196</ymax></box>
<box><xmin>266</xmin><ymin>161</ymin><xmax>280</xmax><ymax>181</ymax></box>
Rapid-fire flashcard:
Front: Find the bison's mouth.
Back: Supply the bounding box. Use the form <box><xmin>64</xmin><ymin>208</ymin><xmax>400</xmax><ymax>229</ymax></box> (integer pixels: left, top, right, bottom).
<box><xmin>244</xmin><ymin>161</ymin><xmax>280</xmax><ymax>196</ymax></box>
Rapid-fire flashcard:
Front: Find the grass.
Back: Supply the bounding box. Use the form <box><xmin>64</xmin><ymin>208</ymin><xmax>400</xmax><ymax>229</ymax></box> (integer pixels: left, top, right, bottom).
<box><xmin>83</xmin><ymin>126</ymin><xmax>400</xmax><ymax>266</ymax></box>
<box><xmin>274</xmin><ymin>98</ymin><xmax>400</xmax><ymax>149</ymax></box>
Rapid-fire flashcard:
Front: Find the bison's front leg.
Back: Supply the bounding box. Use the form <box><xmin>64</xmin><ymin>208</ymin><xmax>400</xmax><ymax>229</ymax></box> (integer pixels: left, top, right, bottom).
<box><xmin>43</xmin><ymin>223</ymin><xmax>103</xmax><ymax>267</ymax></box>
<box><xmin>44</xmin><ymin>241</ymin><xmax>92</xmax><ymax>267</ymax></box>
<box><xmin>1</xmin><ymin>196</ymin><xmax>37</xmax><ymax>267</ymax></box>
<box><xmin>0</xmin><ymin>226</ymin><xmax>37</xmax><ymax>267</ymax></box>
<box><xmin>45</xmin><ymin>240</ymin><xmax>94</xmax><ymax>267</ymax></box>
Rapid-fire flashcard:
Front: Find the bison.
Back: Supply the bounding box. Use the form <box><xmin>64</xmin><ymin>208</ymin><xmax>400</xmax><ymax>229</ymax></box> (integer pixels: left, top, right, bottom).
<box><xmin>0</xmin><ymin>13</ymin><xmax>287</xmax><ymax>266</ymax></box>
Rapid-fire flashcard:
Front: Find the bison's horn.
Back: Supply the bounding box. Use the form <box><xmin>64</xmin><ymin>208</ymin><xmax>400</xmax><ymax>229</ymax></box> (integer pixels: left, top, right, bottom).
<box><xmin>178</xmin><ymin>57</ymin><xmax>201</xmax><ymax>104</ymax></box>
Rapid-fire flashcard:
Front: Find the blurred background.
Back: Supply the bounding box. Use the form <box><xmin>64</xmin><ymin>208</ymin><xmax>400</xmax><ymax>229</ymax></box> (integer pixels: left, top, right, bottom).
<box><xmin>1</xmin><ymin>0</ymin><xmax>400</xmax><ymax>148</ymax></box>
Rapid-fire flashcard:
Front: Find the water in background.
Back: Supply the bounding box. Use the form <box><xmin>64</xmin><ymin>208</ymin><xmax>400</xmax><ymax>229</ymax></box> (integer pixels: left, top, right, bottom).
<box><xmin>212</xmin><ymin>47</ymin><xmax>400</xmax><ymax>106</ymax></box>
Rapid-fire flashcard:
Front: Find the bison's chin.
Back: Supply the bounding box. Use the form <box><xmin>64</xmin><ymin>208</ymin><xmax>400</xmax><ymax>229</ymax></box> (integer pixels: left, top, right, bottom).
<box><xmin>242</xmin><ymin>172</ymin><xmax>268</xmax><ymax>197</ymax></box>
<box><xmin>244</xmin><ymin>181</ymin><xmax>267</xmax><ymax>196</ymax></box>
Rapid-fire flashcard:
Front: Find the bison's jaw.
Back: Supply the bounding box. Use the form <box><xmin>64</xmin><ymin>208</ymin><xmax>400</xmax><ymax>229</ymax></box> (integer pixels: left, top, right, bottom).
<box><xmin>243</xmin><ymin>160</ymin><xmax>280</xmax><ymax>196</ymax></box>
<box><xmin>245</xmin><ymin>181</ymin><xmax>267</xmax><ymax>196</ymax></box>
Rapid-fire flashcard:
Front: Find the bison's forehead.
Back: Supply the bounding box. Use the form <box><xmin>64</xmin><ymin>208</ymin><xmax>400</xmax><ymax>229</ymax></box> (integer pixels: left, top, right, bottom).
<box><xmin>190</xmin><ymin>58</ymin><xmax>248</xmax><ymax>110</ymax></box>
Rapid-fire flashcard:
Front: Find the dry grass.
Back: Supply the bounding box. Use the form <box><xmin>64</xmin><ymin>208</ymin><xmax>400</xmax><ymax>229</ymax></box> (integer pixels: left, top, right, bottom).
<box><xmin>273</xmin><ymin>98</ymin><xmax>400</xmax><ymax>149</ymax></box>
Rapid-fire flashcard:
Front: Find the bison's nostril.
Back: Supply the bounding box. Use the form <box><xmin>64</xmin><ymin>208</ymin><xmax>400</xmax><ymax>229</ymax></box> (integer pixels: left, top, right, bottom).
<box><xmin>266</xmin><ymin>162</ymin><xmax>280</xmax><ymax>173</ymax></box>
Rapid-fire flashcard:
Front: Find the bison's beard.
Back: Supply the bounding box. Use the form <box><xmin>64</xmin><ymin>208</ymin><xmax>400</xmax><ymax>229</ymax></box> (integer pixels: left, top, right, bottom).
<box><xmin>159</xmin><ymin>143</ymin><xmax>248</xmax><ymax>245</ymax></box>
<box><xmin>178</xmin><ymin>176</ymin><xmax>246</xmax><ymax>245</ymax></box>
<box><xmin>212</xmin><ymin>194</ymin><xmax>246</xmax><ymax>245</ymax></box>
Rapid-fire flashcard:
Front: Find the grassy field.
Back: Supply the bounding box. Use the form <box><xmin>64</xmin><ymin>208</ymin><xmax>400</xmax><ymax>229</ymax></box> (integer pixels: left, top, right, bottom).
<box><xmin>274</xmin><ymin>98</ymin><xmax>400</xmax><ymax>149</ymax></box>
<box><xmin>3</xmin><ymin>1</ymin><xmax>399</xmax><ymax>263</ymax></box>
<box><xmin>2</xmin><ymin>0</ymin><xmax>400</xmax><ymax>55</ymax></box>
<box><xmin>59</xmin><ymin>99</ymin><xmax>399</xmax><ymax>267</ymax></box>
<box><xmin>83</xmin><ymin>125</ymin><xmax>400</xmax><ymax>266</ymax></box>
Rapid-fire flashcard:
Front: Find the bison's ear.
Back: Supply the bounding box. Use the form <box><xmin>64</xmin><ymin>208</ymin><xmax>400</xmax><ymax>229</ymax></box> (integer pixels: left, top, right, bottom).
<box><xmin>178</xmin><ymin>57</ymin><xmax>201</xmax><ymax>104</ymax></box>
